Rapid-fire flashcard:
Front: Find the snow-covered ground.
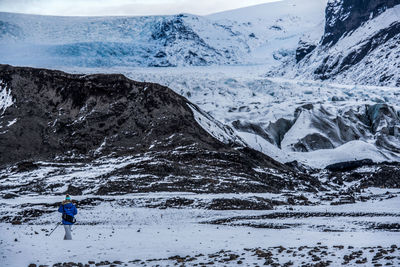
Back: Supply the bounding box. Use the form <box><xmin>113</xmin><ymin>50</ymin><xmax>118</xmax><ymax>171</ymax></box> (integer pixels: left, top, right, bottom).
<box><xmin>1</xmin><ymin>189</ymin><xmax>399</xmax><ymax>266</ymax></box>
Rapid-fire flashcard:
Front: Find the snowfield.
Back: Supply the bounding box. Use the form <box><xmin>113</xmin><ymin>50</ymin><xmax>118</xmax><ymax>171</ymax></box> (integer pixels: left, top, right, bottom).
<box><xmin>0</xmin><ymin>81</ymin><xmax>13</xmax><ymax>115</ymax></box>
<box><xmin>1</xmin><ymin>190</ymin><xmax>400</xmax><ymax>266</ymax></box>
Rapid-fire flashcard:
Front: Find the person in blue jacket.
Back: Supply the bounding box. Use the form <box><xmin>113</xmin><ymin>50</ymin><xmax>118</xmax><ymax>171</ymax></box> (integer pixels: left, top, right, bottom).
<box><xmin>58</xmin><ymin>194</ymin><xmax>77</xmax><ymax>240</ymax></box>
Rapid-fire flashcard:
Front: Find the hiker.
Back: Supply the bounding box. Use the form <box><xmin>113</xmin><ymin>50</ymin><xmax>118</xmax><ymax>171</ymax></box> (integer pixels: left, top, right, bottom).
<box><xmin>58</xmin><ymin>194</ymin><xmax>77</xmax><ymax>240</ymax></box>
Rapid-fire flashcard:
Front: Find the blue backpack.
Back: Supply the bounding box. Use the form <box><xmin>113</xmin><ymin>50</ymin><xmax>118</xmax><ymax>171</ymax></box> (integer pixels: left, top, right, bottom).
<box><xmin>62</xmin><ymin>205</ymin><xmax>76</xmax><ymax>223</ymax></box>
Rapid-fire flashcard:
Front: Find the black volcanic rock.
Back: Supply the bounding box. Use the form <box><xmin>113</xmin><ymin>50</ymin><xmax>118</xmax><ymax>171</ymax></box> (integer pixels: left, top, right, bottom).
<box><xmin>326</xmin><ymin>159</ymin><xmax>374</xmax><ymax>172</ymax></box>
<box><xmin>322</xmin><ymin>0</ymin><xmax>400</xmax><ymax>46</ymax></box>
<box><xmin>295</xmin><ymin>40</ymin><xmax>317</xmax><ymax>63</ymax></box>
<box><xmin>0</xmin><ymin>64</ymin><xmax>224</xmax><ymax>164</ymax></box>
<box><xmin>327</xmin><ymin>162</ymin><xmax>400</xmax><ymax>189</ymax></box>
<box><xmin>0</xmin><ymin>64</ymin><xmax>319</xmax><ymax>194</ymax></box>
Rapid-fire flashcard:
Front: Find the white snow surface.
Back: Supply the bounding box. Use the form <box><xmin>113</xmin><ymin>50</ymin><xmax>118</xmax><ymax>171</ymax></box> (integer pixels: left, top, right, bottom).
<box><xmin>290</xmin><ymin>140</ymin><xmax>391</xmax><ymax>169</ymax></box>
<box><xmin>188</xmin><ymin>103</ymin><xmax>245</xmax><ymax>145</ymax></box>
<box><xmin>0</xmin><ymin>155</ymin><xmax>154</xmax><ymax>195</ymax></box>
<box><xmin>1</xmin><ymin>191</ymin><xmax>400</xmax><ymax>266</ymax></box>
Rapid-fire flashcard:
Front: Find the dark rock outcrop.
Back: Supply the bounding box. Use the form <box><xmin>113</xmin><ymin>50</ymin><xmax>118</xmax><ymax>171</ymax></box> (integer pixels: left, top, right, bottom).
<box><xmin>327</xmin><ymin>162</ymin><xmax>400</xmax><ymax>189</ymax></box>
<box><xmin>325</xmin><ymin>159</ymin><xmax>374</xmax><ymax>172</ymax></box>
<box><xmin>295</xmin><ymin>40</ymin><xmax>317</xmax><ymax>63</ymax></box>
<box><xmin>293</xmin><ymin>0</ymin><xmax>400</xmax><ymax>86</ymax></box>
<box><xmin>293</xmin><ymin>133</ymin><xmax>335</xmax><ymax>152</ymax></box>
<box><xmin>0</xmin><ymin>64</ymin><xmax>223</xmax><ymax>164</ymax></box>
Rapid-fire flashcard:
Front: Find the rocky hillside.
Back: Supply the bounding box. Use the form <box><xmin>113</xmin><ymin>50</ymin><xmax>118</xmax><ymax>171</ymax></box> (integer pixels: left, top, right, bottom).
<box><xmin>0</xmin><ymin>65</ymin><xmax>319</xmax><ymax>195</ymax></box>
<box><xmin>291</xmin><ymin>0</ymin><xmax>400</xmax><ymax>86</ymax></box>
<box><xmin>322</xmin><ymin>0</ymin><xmax>400</xmax><ymax>46</ymax></box>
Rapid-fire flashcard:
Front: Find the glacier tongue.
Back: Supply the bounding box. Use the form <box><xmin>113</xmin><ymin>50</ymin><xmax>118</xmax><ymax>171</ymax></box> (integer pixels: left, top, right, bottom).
<box><xmin>94</xmin><ymin>66</ymin><xmax>400</xmax><ymax>169</ymax></box>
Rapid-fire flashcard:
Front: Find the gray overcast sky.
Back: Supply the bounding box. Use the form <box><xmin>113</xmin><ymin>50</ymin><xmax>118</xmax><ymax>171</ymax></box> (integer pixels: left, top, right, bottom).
<box><xmin>0</xmin><ymin>0</ymin><xmax>280</xmax><ymax>16</ymax></box>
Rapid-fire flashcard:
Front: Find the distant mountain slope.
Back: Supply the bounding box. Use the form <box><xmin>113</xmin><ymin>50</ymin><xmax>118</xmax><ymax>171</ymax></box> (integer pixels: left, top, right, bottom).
<box><xmin>0</xmin><ymin>0</ymin><xmax>326</xmax><ymax>68</ymax></box>
<box><xmin>321</xmin><ymin>0</ymin><xmax>400</xmax><ymax>46</ymax></box>
<box><xmin>0</xmin><ymin>13</ymin><xmax>241</xmax><ymax>67</ymax></box>
<box><xmin>287</xmin><ymin>0</ymin><xmax>400</xmax><ymax>86</ymax></box>
<box><xmin>0</xmin><ymin>64</ymin><xmax>318</xmax><ymax>194</ymax></box>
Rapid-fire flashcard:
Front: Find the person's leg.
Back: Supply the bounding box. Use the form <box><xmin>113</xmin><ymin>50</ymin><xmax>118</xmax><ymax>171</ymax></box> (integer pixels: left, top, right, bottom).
<box><xmin>64</xmin><ymin>224</ymin><xmax>72</xmax><ymax>240</ymax></box>
<box><xmin>68</xmin><ymin>225</ymin><xmax>72</xmax><ymax>239</ymax></box>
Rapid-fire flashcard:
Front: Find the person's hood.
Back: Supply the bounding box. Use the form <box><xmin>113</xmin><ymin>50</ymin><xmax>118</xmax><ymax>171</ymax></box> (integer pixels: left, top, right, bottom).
<box><xmin>62</xmin><ymin>200</ymin><xmax>73</xmax><ymax>205</ymax></box>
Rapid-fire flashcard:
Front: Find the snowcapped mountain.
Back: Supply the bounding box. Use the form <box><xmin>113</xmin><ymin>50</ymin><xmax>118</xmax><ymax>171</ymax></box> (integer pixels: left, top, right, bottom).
<box><xmin>287</xmin><ymin>0</ymin><xmax>400</xmax><ymax>86</ymax></box>
<box><xmin>0</xmin><ymin>0</ymin><xmax>326</xmax><ymax>68</ymax></box>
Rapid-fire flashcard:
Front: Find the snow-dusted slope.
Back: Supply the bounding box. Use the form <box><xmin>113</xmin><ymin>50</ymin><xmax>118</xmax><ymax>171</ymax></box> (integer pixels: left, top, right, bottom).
<box><xmin>286</xmin><ymin>0</ymin><xmax>400</xmax><ymax>86</ymax></box>
<box><xmin>207</xmin><ymin>0</ymin><xmax>327</xmax><ymax>66</ymax></box>
<box><xmin>0</xmin><ymin>0</ymin><xmax>326</xmax><ymax>68</ymax></box>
